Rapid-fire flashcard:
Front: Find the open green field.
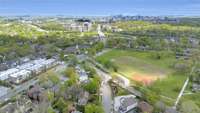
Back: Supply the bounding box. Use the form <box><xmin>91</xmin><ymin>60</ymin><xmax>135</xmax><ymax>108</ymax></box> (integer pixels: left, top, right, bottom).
<box><xmin>96</xmin><ymin>49</ymin><xmax>189</xmax><ymax>105</ymax></box>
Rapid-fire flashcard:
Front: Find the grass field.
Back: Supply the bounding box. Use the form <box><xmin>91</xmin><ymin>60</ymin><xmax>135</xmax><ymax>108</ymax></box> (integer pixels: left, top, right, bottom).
<box><xmin>96</xmin><ymin>49</ymin><xmax>189</xmax><ymax>105</ymax></box>
<box><xmin>96</xmin><ymin>49</ymin><xmax>176</xmax><ymax>83</ymax></box>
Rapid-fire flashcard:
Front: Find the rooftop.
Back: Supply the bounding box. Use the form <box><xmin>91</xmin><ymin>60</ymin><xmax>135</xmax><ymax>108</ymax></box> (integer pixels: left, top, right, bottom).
<box><xmin>114</xmin><ymin>95</ymin><xmax>138</xmax><ymax>113</ymax></box>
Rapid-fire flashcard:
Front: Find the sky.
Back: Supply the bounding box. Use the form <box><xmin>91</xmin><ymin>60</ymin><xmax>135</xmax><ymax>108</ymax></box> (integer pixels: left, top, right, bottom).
<box><xmin>0</xmin><ymin>0</ymin><xmax>200</xmax><ymax>16</ymax></box>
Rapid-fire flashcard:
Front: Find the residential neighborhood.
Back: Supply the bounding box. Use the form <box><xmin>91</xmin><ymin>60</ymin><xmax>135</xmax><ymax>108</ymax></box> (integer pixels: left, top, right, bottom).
<box><xmin>0</xmin><ymin>1</ymin><xmax>200</xmax><ymax>113</ymax></box>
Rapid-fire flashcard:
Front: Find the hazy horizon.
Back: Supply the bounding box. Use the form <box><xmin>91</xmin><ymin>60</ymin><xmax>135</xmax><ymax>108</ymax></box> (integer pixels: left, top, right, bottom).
<box><xmin>0</xmin><ymin>0</ymin><xmax>200</xmax><ymax>16</ymax></box>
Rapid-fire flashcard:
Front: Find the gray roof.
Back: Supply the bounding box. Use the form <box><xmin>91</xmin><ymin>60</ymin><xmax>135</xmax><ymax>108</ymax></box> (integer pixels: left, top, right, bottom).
<box><xmin>0</xmin><ymin>86</ymin><xmax>10</xmax><ymax>97</ymax></box>
<box><xmin>119</xmin><ymin>97</ymin><xmax>138</xmax><ymax>112</ymax></box>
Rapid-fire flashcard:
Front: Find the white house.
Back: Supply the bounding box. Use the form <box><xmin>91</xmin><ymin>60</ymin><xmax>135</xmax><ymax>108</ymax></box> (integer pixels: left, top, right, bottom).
<box><xmin>42</xmin><ymin>59</ymin><xmax>58</xmax><ymax>69</ymax></box>
<box><xmin>0</xmin><ymin>68</ymin><xmax>19</xmax><ymax>81</ymax></box>
<box><xmin>114</xmin><ymin>74</ymin><xmax>130</xmax><ymax>87</ymax></box>
<box><xmin>75</xmin><ymin>65</ymin><xmax>89</xmax><ymax>83</ymax></box>
<box><xmin>9</xmin><ymin>70</ymin><xmax>31</xmax><ymax>84</ymax></box>
<box><xmin>114</xmin><ymin>95</ymin><xmax>138</xmax><ymax>113</ymax></box>
<box><xmin>0</xmin><ymin>58</ymin><xmax>58</xmax><ymax>84</ymax></box>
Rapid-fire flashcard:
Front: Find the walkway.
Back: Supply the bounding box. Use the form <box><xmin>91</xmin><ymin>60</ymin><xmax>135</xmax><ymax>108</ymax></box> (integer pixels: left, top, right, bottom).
<box><xmin>174</xmin><ymin>64</ymin><xmax>196</xmax><ymax>108</ymax></box>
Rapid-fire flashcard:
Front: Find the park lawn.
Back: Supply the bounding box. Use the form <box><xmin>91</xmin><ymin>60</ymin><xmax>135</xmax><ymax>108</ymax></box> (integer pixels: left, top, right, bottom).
<box><xmin>147</xmin><ymin>75</ymin><xmax>187</xmax><ymax>100</ymax></box>
<box><xmin>180</xmin><ymin>81</ymin><xmax>200</xmax><ymax>107</ymax></box>
<box><xmin>96</xmin><ymin>49</ymin><xmax>189</xmax><ymax>105</ymax></box>
<box><xmin>96</xmin><ymin>49</ymin><xmax>175</xmax><ymax>71</ymax></box>
<box><xmin>181</xmin><ymin>93</ymin><xmax>200</xmax><ymax>107</ymax></box>
<box><xmin>96</xmin><ymin>49</ymin><xmax>176</xmax><ymax>83</ymax></box>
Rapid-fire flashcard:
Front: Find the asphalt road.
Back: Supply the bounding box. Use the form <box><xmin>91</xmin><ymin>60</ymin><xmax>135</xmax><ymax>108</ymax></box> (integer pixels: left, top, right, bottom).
<box><xmin>95</xmin><ymin>67</ymin><xmax>113</xmax><ymax>113</ymax></box>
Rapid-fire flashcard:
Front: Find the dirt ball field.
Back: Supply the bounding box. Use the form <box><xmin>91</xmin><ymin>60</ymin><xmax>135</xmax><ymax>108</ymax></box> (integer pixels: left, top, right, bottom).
<box><xmin>132</xmin><ymin>72</ymin><xmax>165</xmax><ymax>85</ymax></box>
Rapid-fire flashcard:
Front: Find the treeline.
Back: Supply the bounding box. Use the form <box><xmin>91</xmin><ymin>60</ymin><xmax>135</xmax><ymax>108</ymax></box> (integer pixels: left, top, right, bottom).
<box><xmin>111</xmin><ymin>21</ymin><xmax>200</xmax><ymax>38</ymax></box>
<box><xmin>106</xmin><ymin>36</ymin><xmax>197</xmax><ymax>52</ymax></box>
<box><xmin>0</xmin><ymin>33</ymin><xmax>99</xmax><ymax>63</ymax></box>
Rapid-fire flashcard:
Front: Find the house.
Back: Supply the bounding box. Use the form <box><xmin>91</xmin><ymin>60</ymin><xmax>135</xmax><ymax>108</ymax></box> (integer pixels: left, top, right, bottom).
<box><xmin>0</xmin><ymin>86</ymin><xmax>10</xmax><ymax>99</ymax></box>
<box><xmin>78</xmin><ymin>91</ymin><xmax>89</xmax><ymax>106</ymax></box>
<box><xmin>65</xmin><ymin>45</ymin><xmax>80</xmax><ymax>54</ymax></box>
<box><xmin>83</xmin><ymin>22</ymin><xmax>92</xmax><ymax>31</ymax></box>
<box><xmin>114</xmin><ymin>95</ymin><xmax>138</xmax><ymax>113</ymax></box>
<box><xmin>26</xmin><ymin>64</ymin><xmax>45</xmax><ymax>75</ymax></box>
<box><xmin>176</xmin><ymin>48</ymin><xmax>192</xmax><ymax>60</ymax></box>
<box><xmin>18</xmin><ymin>57</ymin><xmax>31</xmax><ymax>64</ymax></box>
<box><xmin>71</xmin><ymin>111</ymin><xmax>82</xmax><ymax>113</ymax></box>
<box><xmin>75</xmin><ymin>65</ymin><xmax>89</xmax><ymax>83</ymax></box>
<box><xmin>27</xmin><ymin>85</ymin><xmax>43</xmax><ymax>103</ymax></box>
<box><xmin>1</xmin><ymin>58</ymin><xmax>58</xmax><ymax>85</ymax></box>
<box><xmin>68</xmin><ymin>104</ymin><xmax>82</xmax><ymax>113</ymax></box>
<box><xmin>9</xmin><ymin>70</ymin><xmax>31</xmax><ymax>84</ymax></box>
<box><xmin>0</xmin><ymin>63</ymin><xmax>8</xmax><ymax>71</ymax></box>
<box><xmin>0</xmin><ymin>68</ymin><xmax>19</xmax><ymax>81</ymax></box>
<box><xmin>138</xmin><ymin>101</ymin><xmax>153</xmax><ymax>113</ymax></box>
<box><xmin>166</xmin><ymin>37</ymin><xmax>179</xmax><ymax>43</ymax></box>
<box><xmin>192</xmin><ymin>83</ymin><xmax>200</xmax><ymax>92</ymax></box>
<box><xmin>5</xmin><ymin>59</ymin><xmax>19</xmax><ymax>68</ymax></box>
<box><xmin>189</xmin><ymin>38</ymin><xmax>199</xmax><ymax>48</ymax></box>
<box><xmin>164</xmin><ymin>107</ymin><xmax>178</xmax><ymax>113</ymax></box>
<box><xmin>16</xmin><ymin>61</ymin><xmax>35</xmax><ymax>70</ymax></box>
<box><xmin>64</xmin><ymin>45</ymin><xmax>90</xmax><ymax>55</ymax></box>
<box><xmin>0</xmin><ymin>96</ymin><xmax>33</xmax><ymax>113</ymax></box>
<box><xmin>42</xmin><ymin>59</ymin><xmax>58</xmax><ymax>69</ymax></box>
<box><xmin>114</xmin><ymin>74</ymin><xmax>130</xmax><ymax>87</ymax></box>
<box><xmin>0</xmin><ymin>103</ymin><xmax>17</xmax><ymax>113</ymax></box>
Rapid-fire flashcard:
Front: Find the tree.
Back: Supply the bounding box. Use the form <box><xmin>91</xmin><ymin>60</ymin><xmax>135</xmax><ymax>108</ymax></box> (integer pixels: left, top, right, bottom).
<box><xmin>59</xmin><ymin>51</ymin><xmax>65</xmax><ymax>61</ymax></box>
<box><xmin>48</xmin><ymin>72</ymin><xmax>60</xmax><ymax>97</ymax></box>
<box><xmin>48</xmin><ymin>72</ymin><xmax>60</xmax><ymax>85</ymax></box>
<box><xmin>32</xmin><ymin>100</ymin><xmax>51</xmax><ymax>113</ymax></box>
<box><xmin>83</xmin><ymin>78</ymin><xmax>99</xmax><ymax>94</ymax></box>
<box><xmin>141</xmin><ymin>87</ymin><xmax>161</xmax><ymax>105</ymax></box>
<box><xmin>67</xmin><ymin>54</ymin><xmax>78</xmax><ymax>66</ymax></box>
<box><xmin>64</xmin><ymin>67</ymin><xmax>78</xmax><ymax>86</ymax></box>
<box><xmin>47</xmin><ymin>106</ymin><xmax>55</xmax><ymax>113</ymax></box>
<box><xmin>95</xmin><ymin>42</ymin><xmax>104</xmax><ymax>52</ymax></box>
<box><xmin>174</xmin><ymin>59</ymin><xmax>192</xmax><ymax>74</ymax></box>
<box><xmin>63</xmin><ymin>85</ymin><xmax>82</xmax><ymax>101</ymax></box>
<box><xmin>83</xmin><ymin>63</ymin><xmax>97</xmax><ymax>77</ymax></box>
<box><xmin>46</xmin><ymin>91</ymin><xmax>55</xmax><ymax>103</ymax></box>
<box><xmin>180</xmin><ymin>37</ymin><xmax>189</xmax><ymax>48</ymax></box>
<box><xmin>104</xmin><ymin>60</ymin><xmax>118</xmax><ymax>72</ymax></box>
<box><xmin>53</xmin><ymin>97</ymin><xmax>68</xmax><ymax>113</ymax></box>
<box><xmin>65</xmin><ymin>67</ymin><xmax>76</xmax><ymax>78</ymax></box>
<box><xmin>88</xmin><ymin>48</ymin><xmax>96</xmax><ymax>56</ymax></box>
<box><xmin>85</xmin><ymin>104</ymin><xmax>104</xmax><ymax>113</ymax></box>
<box><xmin>136</xmin><ymin>36</ymin><xmax>151</xmax><ymax>47</ymax></box>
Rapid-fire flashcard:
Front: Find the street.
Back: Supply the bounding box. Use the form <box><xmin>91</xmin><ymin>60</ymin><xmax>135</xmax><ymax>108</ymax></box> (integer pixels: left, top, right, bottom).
<box><xmin>94</xmin><ymin>66</ymin><xmax>113</xmax><ymax>113</ymax></box>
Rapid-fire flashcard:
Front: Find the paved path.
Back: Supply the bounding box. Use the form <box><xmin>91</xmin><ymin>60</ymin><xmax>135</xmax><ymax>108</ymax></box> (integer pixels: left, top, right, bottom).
<box><xmin>174</xmin><ymin>77</ymin><xmax>189</xmax><ymax>107</ymax></box>
<box><xmin>27</xmin><ymin>24</ymin><xmax>48</xmax><ymax>32</ymax></box>
<box><xmin>95</xmin><ymin>49</ymin><xmax>111</xmax><ymax>58</ymax></box>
